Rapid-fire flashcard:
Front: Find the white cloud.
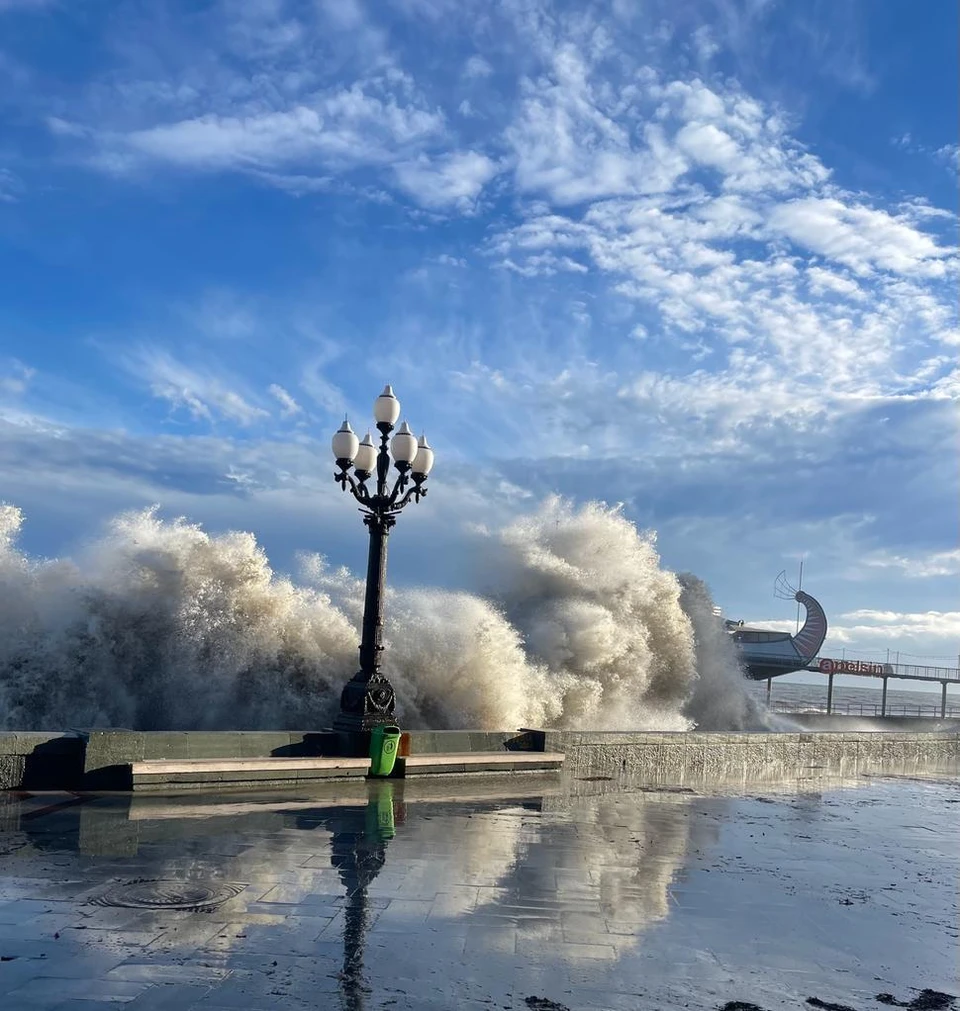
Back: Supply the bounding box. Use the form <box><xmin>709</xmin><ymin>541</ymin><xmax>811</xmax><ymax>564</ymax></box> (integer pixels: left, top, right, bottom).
<box><xmin>463</xmin><ymin>55</ymin><xmax>493</xmax><ymax>79</ymax></box>
<box><xmin>834</xmin><ymin>609</ymin><xmax>960</xmax><ymax>644</ymax></box>
<box><xmin>860</xmin><ymin>549</ymin><xmax>960</xmax><ymax>579</ymax></box>
<box><xmin>124</xmin><ymin>347</ymin><xmax>270</xmax><ymax>426</ymax></box>
<box><xmin>0</xmin><ymin>168</ymin><xmax>22</xmax><ymax>202</ymax></box>
<box><xmin>0</xmin><ymin>359</ymin><xmax>35</xmax><ymax>396</ymax></box>
<box><xmin>268</xmin><ymin>384</ymin><xmax>302</xmax><ymax>418</ymax></box>
<box><xmin>891</xmin><ymin>134</ymin><xmax>960</xmax><ymax>177</ymax></box>
<box><xmin>120</xmin><ymin>86</ymin><xmax>444</xmax><ymax>172</ymax></box>
<box><xmin>690</xmin><ymin>25</ymin><xmax>719</xmax><ymax>62</ymax></box>
<box><xmin>505</xmin><ymin>51</ymin><xmax>689</xmax><ymax>204</ymax></box>
<box><xmin>768</xmin><ymin>198</ymin><xmax>953</xmax><ymax>277</ymax></box>
<box><xmin>674</xmin><ymin>122</ymin><xmax>741</xmax><ymax>171</ymax></box>
<box><xmin>500</xmin><ymin>252</ymin><xmax>588</xmax><ymax>277</ymax></box>
<box><xmin>488</xmin><ymin>48</ymin><xmax>956</xmax><ymax>450</ymax></box>
<box><xmin>935</xmin><ymin>143</ymin><xmax>959</xmax><ymax>176</ymax></box>
<box><xmin>394</xmin><ymin>150</ymin><xmax>498</xmax><ymax>210</ymax></box>
<box><xmin>805</xmin><ymin>266</ymin><xmax>865</xmax><ymax>301</ymax></box>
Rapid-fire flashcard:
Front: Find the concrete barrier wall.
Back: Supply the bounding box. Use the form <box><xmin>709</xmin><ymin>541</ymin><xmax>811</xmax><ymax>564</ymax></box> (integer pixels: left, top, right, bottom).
<box><xmin>81</xmin><ymin>731</ymin><xmax>331</xmax><ymax>788</ymax></box>
<box><xmin>540</xmin><ymin>730</ymin><xmax>960</xmax><ymax>786</ymax></box>
<box><xmin>0</xmin><ymin>732</ymin><xmax>85</xmax><ymax>790</ymax></box>
<box><xmin>1</xmin><ymin>727</ymin><xmax>958</xmax><ymax>791</ymax></box>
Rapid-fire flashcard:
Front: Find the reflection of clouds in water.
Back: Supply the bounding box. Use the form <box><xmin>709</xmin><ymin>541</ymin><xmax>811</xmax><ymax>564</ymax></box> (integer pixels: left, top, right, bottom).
<box><xmin>6</xmin><ymin>777</ymin><xmax>857</xmax><ymax>973</ymax></box>
<box><xmin>16</xmin><ymin>787</ymin><xmax>699</xmax><ymax>964</ymax></box>
<box><xmin>465</xmin><ymin>791</ymin><xmax>708</xmax><ymax>958</ymax></box>
<box><xmin>388</xmin><ymin>805</ymin><xmax>531</xmax><ymax>915</ymax></box>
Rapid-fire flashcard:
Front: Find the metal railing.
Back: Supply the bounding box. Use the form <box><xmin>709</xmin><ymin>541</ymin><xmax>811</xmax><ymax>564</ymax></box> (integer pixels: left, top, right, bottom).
<box><xmin>742</xmin><ymin>652</ymin><xmax>960</xmax><ymax>683</ymax></box>
<box><xmin>769</xmin><ymin>701</ymin><xmax>960</xmax><ymax>719</ymax></box>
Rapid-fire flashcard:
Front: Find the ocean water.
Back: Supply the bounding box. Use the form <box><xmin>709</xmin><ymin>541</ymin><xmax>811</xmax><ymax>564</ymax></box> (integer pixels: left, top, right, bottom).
<box><xmin>749</xmin><ymin>679</ymin><xmax>960</xmax><ymax>718</ymax></box>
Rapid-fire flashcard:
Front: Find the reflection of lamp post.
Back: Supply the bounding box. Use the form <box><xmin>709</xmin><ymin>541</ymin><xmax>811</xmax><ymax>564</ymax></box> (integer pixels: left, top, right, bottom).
<box><xmin>331</xmin><ymin>386</ymin><xmax>435</xmax><ymax>733</ymax></box>
<box><xmin>327</xmin><ymin>784</ymin><xmax>401</xmax><ymax>1011</ymax></box>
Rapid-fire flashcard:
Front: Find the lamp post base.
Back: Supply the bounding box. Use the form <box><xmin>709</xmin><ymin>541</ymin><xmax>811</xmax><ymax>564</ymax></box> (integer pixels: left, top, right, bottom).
<box><xmin>333</xmin><ymin>672</ymin><xmax>397</xmax><ymax>733</ymax></box>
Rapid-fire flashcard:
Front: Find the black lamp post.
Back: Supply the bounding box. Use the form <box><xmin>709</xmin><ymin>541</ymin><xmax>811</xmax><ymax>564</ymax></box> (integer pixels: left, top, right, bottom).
<box><xmin>331</xmin><ymin>385</ymin><xmax>435</xmax><ymax>733</ymax></box>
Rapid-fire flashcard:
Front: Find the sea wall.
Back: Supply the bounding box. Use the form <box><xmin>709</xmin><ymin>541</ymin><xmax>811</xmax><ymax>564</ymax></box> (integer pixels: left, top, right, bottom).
<box><xmin>0</xmin><ymin>732</ymin><xmax>86</xmax><ymax>790</ymax></box>
<box><xmin>537</xmin><ymin>730</ymin><xmax>960</xmax><ymax>786</ymax></box>
<box><xmin>0</xmin><ymin>728</ymin><xmax>958</xmax><ymax>791</ymax></box>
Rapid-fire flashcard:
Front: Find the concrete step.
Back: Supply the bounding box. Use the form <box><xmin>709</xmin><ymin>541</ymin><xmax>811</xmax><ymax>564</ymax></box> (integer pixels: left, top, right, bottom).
<box><xmin>126</xmin><ymin>750</ymin><xmax>564</xmax><ymax>791</ymax></box>
<box><xmin>401</xmin><ymin>751</ymin><xmax>565</xmax><ymax>776</ymax></box>
<box><xmin>129</xmin><ymin>756</ymin><xmax>370</xmax><ymax>791</ymax></box>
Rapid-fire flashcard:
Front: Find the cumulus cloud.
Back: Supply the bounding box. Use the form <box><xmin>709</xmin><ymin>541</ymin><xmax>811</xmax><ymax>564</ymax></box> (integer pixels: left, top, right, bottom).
<box><xmin>394</xmin><ymin>150</ymin><xmax>499</xmax><ymax>210</ymax></box>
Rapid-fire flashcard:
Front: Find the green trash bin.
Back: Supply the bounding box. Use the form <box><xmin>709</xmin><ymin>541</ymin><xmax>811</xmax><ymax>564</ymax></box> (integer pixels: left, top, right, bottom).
<box><xmin>369</xmin><ymin>725</ymin><xmax>401</xmax><ymax>778</ymax></box>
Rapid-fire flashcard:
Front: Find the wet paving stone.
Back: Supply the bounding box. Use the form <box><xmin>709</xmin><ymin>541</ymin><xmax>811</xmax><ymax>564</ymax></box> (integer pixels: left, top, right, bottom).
<box><xmin>0</xmin><ymin>772</ymin><xmax>957</xmax><ymax>1010</ymax></box>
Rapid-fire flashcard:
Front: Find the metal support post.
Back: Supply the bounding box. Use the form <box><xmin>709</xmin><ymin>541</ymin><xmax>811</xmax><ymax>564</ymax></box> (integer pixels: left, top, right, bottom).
<box><xmin>881</xmin><ymin>677</ymin><xmax>888</xmax><ymax>716</ymax></box>
<box><xmin>941</xmin><ymin>681</ymin><xmax>948</xmax><ymax>719</ymax></box>
<box><xmin>766</xmin><ymin>678</ymin><xmax>772</xmax><ymax>704</ymax></box>
<box><xmin>826</xmin><ymin>672</ymin><xmax>834</xmax><ymax>714</ymax></box>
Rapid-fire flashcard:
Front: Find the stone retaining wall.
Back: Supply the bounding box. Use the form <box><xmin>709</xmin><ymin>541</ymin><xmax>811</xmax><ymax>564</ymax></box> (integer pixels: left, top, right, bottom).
<box><xmin>0</xmin><ymin>727</ymin><xmax>957</xmax><ymax>791</ymax></box>
<box><xmin>0</xmin><ymin>732</ymin><xmax>85</xmax><ymax>789</ymax></box>
<box><xmin>540</xmin><ymin>730</ymin><xmax>960</xmax><ymax>786</ymax></box>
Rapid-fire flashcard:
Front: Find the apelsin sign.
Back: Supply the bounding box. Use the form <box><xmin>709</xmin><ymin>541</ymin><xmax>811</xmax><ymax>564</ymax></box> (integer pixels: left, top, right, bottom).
<box><xmin>819</xmin><ymin>658</ymin><xmax>886</xmax><ymax>676</ymax></box>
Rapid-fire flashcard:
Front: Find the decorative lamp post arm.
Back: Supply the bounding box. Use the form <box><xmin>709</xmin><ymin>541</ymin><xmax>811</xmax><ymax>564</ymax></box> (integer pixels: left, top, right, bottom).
<box><xmin>336</xmin><ymin>470</ymin><xmax>372</xmax><ymax>506</ymax></box>
<box><xmin>393</xmin><ymin>476</ymin><xmax>427</xmax><ymax>512</ymax></box>
<box><xmin>387</xmin><ymin>468</ymin><xmax>411</xmax><ymax>509</ymax></box>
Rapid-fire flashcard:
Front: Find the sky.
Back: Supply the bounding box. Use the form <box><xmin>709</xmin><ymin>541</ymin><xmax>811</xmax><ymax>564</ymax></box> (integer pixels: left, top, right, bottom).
<box><xmin>0</xmin><ymin>0</ymin><xmax>958</xmax><ymax>671</ymax></box>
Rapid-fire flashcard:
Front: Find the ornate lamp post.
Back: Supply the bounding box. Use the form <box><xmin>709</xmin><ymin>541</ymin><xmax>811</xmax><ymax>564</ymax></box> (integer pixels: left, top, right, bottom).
<box><xmin>331</xmin><ymin>385</ymin><xmax>435</xmax><ymax>733</ymax></box>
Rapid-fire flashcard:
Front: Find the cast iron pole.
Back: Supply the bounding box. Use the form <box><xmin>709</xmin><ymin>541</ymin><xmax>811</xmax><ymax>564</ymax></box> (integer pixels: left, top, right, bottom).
<box><xmin>335</xmin><ymin>426</ymin><xmax>398</xmax><ymax>732</ymax></box>
<box><xmin>332</xmin><ymin>397</ymin><xmax>431</xmax><ymax>734</ymax></box>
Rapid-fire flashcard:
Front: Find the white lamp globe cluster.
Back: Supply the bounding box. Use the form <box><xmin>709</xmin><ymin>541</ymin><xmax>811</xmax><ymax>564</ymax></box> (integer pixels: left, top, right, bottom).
<box><xmin>332</xmin><ymin>385</ymin><xmax>435</xmax><ymax>479</ymax></box>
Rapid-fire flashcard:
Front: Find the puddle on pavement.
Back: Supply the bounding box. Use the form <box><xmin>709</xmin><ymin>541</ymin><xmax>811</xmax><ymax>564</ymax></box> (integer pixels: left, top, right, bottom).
<box><xmin>0</xmin><ymin>770</ymin><xmax>957</xmax><ymax>1010</ymax></box>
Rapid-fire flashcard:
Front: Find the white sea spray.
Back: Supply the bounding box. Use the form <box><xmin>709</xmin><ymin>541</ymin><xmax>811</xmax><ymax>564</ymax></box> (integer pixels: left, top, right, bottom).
<box><xmin>0</xmin><ymin>497</ymin><xmax>773</xmax><ymax>731</ymax></box>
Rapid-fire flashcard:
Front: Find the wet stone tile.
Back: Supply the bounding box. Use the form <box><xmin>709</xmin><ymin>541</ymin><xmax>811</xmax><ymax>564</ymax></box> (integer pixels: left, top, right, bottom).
<box><xmin>1</xmin><ymin>774</ymin><xmax>958</xmax><ymax>1009</ymax></box>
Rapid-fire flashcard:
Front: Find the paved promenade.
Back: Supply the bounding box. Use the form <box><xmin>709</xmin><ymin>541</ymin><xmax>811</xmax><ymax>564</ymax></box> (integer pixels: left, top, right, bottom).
<box><xmin>0</xmin><ymin>771</ymin><xmax>957</xmax><ymax>1010</ymax></box>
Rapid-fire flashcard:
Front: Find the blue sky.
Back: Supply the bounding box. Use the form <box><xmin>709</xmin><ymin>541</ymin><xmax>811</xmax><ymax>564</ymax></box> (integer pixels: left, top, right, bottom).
<box><xmin>0</xmin><ymin>0</ymin><xmax>958</xmax><ymax>668</ymax></box>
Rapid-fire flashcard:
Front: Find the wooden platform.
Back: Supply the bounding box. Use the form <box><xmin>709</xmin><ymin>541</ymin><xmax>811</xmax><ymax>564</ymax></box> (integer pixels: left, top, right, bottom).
<box><xmin>127</xmin><ymin>751</ymin><xmax>565</xmax><ymax>791</ymax></box>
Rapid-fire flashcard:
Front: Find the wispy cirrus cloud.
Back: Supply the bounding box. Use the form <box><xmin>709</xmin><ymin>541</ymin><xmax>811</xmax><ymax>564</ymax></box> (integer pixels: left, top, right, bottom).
<box><xmin>124</xmin><ymin>346</ymin><xmax>271</xmax><ymax>426</ymax></box>
<box><xmin>268</xmin><ymin>383</ymin><xmax>302</xmax><ymax>418</ymax></box>
<box><xmin>0</xmin><ymin>359</ymin><xmax>34</xmax><ymax>396</ymax></box>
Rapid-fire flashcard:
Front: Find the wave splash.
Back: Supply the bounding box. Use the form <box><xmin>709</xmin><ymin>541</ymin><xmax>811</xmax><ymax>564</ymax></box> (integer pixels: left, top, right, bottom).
<box><xmin>0</xmin><ymin>497</ymin><xmax>774</xmax><ymax>732</ymax></box>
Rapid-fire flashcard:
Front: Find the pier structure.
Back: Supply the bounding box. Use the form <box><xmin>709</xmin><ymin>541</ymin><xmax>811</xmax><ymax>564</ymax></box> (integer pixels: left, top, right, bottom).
<box><xmin>756</xmin><ymin>654</ymin><xmax>960</xmax><ymax>717</ymax></box>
